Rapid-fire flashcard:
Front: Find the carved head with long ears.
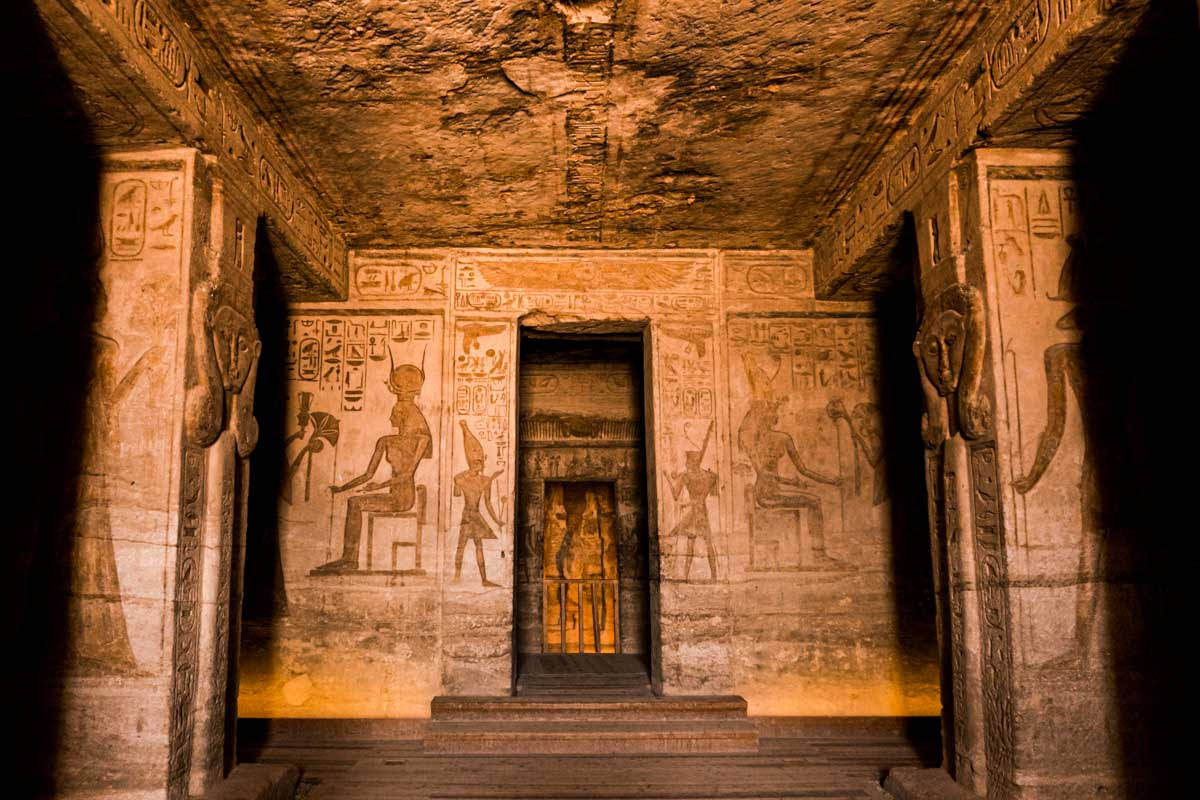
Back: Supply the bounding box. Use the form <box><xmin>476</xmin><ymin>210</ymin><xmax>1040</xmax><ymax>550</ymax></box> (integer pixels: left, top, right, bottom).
<box><xmin>914</xmin><ymin>283</ymin><xmax>990</xmax><ymax>447</ymax></box>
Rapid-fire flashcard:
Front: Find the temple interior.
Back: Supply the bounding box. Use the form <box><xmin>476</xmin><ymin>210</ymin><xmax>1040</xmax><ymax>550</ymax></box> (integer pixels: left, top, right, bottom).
<box><xmin>8</xmin><ymin>0</ymin><xmax>1195</xmax><ymax>798</ymax></box>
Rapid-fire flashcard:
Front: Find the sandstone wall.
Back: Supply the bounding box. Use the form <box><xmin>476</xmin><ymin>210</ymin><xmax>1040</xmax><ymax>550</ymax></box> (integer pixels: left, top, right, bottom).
<box><xmin>238</xmin><ymin>248</ymin><xmax>940</xmax><ymax>718</ymax></box>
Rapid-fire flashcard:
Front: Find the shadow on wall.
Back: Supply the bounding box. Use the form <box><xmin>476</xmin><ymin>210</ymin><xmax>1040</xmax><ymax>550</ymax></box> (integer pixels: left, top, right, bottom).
<box><xmin>870</xmin><ymin>226</ymin><xmax>944</xmax><ymax>760</ymax></box>
<box><xmin>3</xmin><ymin>1</ymin><xmax>102</xmax><ymax>794</ymax></box>
<box><xmin>1068</xmin><ymin>1</ymin><xmax>1197</xmax><ymax>791</ymax></box>
<box><xmin>237</xmin><ymin>217</ymin><xmax>292</xmax><ymax>748</ymax></box>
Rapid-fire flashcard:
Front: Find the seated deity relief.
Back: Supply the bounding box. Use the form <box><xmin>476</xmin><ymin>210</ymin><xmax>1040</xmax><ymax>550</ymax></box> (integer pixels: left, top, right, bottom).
<box><xmin>311</xmin><ymin>359</ymin><xmax>432</xmax><ymax>576</ymax></box>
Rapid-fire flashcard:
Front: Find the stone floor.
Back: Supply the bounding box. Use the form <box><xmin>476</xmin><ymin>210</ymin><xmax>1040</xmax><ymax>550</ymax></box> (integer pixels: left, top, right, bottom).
<box><xmin>238</xmin><ymin>717</ymin><xmax>940</xmax><ymax>799</ymax></box>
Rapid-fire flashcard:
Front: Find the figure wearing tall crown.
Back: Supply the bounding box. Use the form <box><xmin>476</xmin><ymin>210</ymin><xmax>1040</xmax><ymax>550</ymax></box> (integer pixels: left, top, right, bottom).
<box><xmin>453</xmin><ymin>420</ymin><xmax>504</xmax><ymax>587</ymax></box>
<box><xmin>312</xmin><ymin>359</ymin><xmax>432</xmax><ymax>574</ymax></box>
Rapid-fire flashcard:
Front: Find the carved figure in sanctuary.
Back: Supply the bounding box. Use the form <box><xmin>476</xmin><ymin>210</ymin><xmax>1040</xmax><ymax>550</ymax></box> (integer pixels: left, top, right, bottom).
<box><xmin>668</xmin><ymin>421</ymin><xmax>719</xmax><ymax>581</ymax></box>
<box><xmin>453</xmin><ymin>421</ymin><xmax>504</xmax><ymax>587</ymax></box>
<box><xmin>71</xmin><ymin>281</ymin><xmax>158</xmax><ymax>674</ymax></box>
<box><xmin>312</xmin><ymin>362</ymin><xmax>432</xmax><ymax>573</ymax></box>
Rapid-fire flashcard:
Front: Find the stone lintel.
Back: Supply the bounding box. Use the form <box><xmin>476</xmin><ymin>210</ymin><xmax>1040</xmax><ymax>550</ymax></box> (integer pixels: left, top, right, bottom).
<box><xmin>38</xmin><ymin>0</ymin><xmax>348</xmax><ymax>299</ymax></box>
<box><xmin>813</xmin><ymin>0</ymin><xmax>1151</xmax><ymax>299</ymax></box>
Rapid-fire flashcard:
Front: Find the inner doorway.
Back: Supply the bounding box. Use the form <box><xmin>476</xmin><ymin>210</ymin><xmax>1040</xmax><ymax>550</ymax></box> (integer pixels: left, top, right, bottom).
<box><xmin>514</xmin><ymin>330</ymin><xmax>654</xmax><ymax>694</ymax></box>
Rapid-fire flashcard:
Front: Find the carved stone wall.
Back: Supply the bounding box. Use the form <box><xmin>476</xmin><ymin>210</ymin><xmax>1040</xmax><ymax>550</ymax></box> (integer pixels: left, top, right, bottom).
<box><xmin>241</xmin><ymin>248</ymin><xmax>941</xmax><ymax>716</ymax></box>
<box><xmin>725</xmin><ymin>313</ymin><xmax>939</xmax><ymax>715</ymax></box>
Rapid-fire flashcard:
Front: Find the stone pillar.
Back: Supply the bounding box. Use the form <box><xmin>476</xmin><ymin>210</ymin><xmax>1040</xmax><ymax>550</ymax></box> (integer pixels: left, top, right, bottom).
<box><xmin>912</xmin><ymin>148</ymin><xmax>1126</xmax><ymax>798</ymax></box>
<box><xmin>58</xmin><ymin>148</ymin><xmax>260</xmax><ymax>799</ymax></box>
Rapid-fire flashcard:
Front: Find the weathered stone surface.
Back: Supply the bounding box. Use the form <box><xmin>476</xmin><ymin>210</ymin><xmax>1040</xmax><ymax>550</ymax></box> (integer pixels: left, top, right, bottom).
<box><xmin>885</xmin><ymin>767</ymin><xmax>981</xmax><ymax>800</ymax></box>
<box><xmin>163</xmin><ymin>0</ymin><xmax>995</xmax><ymax>249</ymax></box>
<box><xmin>196</xmin><ymin>763</ymin><xmax>300</xmax><ymax>800</ymax></box>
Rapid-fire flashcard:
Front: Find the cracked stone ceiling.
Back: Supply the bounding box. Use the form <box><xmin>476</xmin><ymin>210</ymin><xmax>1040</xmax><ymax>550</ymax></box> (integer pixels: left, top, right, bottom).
<box><xmin>175</xmin><ymin>0</ymin><xmax>993</xmax><ymax>250</ymax></box>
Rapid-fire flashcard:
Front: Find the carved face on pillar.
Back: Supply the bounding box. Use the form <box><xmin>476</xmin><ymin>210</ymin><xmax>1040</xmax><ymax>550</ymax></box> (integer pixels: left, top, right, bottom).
<box><xmin>913</xmin><ymin>283</ymin><xmax>991</xmax><ymax>447</ymax></box>
<box><xmin>212</xmin><ymin>306</ymin><xmax>259</xmax><ymax>394</ymax></box>
<box><xmin>920</xmin><ymin>309</ymin><xmax>966</xmax><ymax>397</ymax></box>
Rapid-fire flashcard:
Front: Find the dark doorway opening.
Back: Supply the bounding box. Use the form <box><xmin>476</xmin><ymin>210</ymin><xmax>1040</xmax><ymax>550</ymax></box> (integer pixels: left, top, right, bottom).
<box><xmin>513</xmin><ymin>332</ymin><xmax>654</xmax><ymax>695</ymax></box>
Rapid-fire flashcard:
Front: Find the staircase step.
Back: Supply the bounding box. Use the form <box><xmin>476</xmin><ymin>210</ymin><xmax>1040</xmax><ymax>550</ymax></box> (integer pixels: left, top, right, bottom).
<box><xmin>424</xmin><ymin>719</ymin><xmax>759</xmax><ymax>754</ymax></box>
<box><xmin>431</xmin><ymin>695</ymin><xmax>748</xmax><ymax>722</ymax></box>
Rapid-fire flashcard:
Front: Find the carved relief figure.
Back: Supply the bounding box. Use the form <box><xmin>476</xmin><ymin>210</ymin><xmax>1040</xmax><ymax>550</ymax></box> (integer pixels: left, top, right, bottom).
<box><xmin>453</xmin><ymin>421</ymin><xmax>504</xmax><ymax>587</ymax></box>
<box><xmin>282</xmin><ymin>392</ymin><xmax>341</xmax><ymax>504</ymax></box>
<box><xmin>828</xmin><ymin>399</ymin><xmax>886</xmax><ymax>506</ymax></box>
<box><xmin>71</xmin><ymin>281</ymin><xmax>158</xmax><ymax>674</ymax></box>
<box><xmin>667</xmin><ymin>421</ymin><xmax>719</xmax><ymax>581</ymax></box>
<box><xmin>1010</xmin><ymin>238</ymin><xmax>1102</xmax><ymax>666</ymax></box>
<box><xmin>737</xmin><ymin>357</ymin><xmax>843</xmax><ymax>568</ymax></box>
<box><xmin>312</xmin><ymin>362</ymin><xmax>431</xmax><ymax>574</ymax></box>
<box><xmin>914</xmin><ymin>283</ymin><xmax>990</xmax><ymax>447</ymax></box>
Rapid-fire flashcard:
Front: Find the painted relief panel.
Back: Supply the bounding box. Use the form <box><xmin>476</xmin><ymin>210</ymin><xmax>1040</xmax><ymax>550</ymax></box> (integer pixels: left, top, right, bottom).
<box><xmin>985</xmin><ymin>171</ymin><xmax>1103</xmax><ymax>672</ymax></box>
<box><xmin>73</xmin><ymin>165</ymin><xmax>185</xmax><ymax>679</ymax></box>
<box><xmin>442</xmin><ymin>318</ymin><xmax>516</xmax><ymax>693</ymax></box>
<box><xmin>726</xmin><ymin>314</ymin><xmax>939</xmax><ymax>715</ymax></box>
<box><xmin>59</xmin><ymin>159</ymin><xmax>189</xmax><ymax>793</ymax></box>
<box><xmin>653</xmin><ymin>320</ymin><xmax>732</xmax><ymax>693</ymax></box>
<box><xmin>455</xmin><ymin>251</ymin><xmax>716</xmax><ymax>315</ymax></box>
<box><xmin>239</xmin><ymin>312</ymin><xmax>443</xmax><ymax>718</ymax></box>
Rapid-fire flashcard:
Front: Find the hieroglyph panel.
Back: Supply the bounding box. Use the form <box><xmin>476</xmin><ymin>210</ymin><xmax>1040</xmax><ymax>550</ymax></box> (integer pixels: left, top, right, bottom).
<box><xmin>454</xmin><ymin>251</ymin><xmax>716</xmax><ymax>315</ymax></box>
<box><xmin>447</xmin><ymin>319</ymin><xmax>514</xmax><ymax>589</ymax></box>
<box><xmin>72</xmin><ymin>164</ymin><xmax>186</xmax><ymax>679</ymax></box>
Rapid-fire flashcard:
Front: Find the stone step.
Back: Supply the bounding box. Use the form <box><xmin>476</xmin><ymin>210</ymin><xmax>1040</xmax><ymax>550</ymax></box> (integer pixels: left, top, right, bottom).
<box><xmin>423</xmin><ymin>719</ymin><xmax>759</xmax><ymax>755</ymax></box>
<box><xmin>431</xmin><ymin>695</ymin><xmax>748</xmax><ymax>722</ymax></box>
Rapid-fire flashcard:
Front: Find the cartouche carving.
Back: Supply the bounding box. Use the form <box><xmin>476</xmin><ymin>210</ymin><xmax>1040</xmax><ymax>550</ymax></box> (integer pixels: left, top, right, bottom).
<box><xmin>914</xmin><ymin>283</ymin><xmax>990</xmax><ymax>447</ymax></box>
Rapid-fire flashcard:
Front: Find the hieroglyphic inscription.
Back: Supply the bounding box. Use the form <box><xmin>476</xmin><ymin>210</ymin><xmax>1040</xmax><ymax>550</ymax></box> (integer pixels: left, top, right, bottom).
<box><xmin>354</xmin><ymin>256</ymin><xmax>449</xmax><ymax>301</ymax></box>
<box><xmin>90</xmin><ymin>0</ymin><xmax>345</xmax><ymax>288</ymax></box>
<box><xmin>289</xmin><ymin>317</ymin><xmax>435</xmax><ymax>413</ymax></box>
<box><xmin>656</xmin><ymin>322</ymin><xmax>722</xmax><ymax>581</ymax></box>
<box><xmin>815</xmin><ymin>0</ymin><xmax>1117</xmax><ymax>294</ymax></box>
<box><xmin>969</xmin><ymin>442</ymin><xmax>1016</xmax><ymax>794</ymax></box>
<box><xmin>721</xmin><ymin>251</ymin><xmax>814</xmax><ymax>312</ymax></box>
<box><xmin>168</xmin><ymin>446</ymin><xmax>205</xmax><ymax>800</ymax></box>
<box><xmin>287</xmin><ymin>313</ymin><xmax>441</xmax><ymax>577</ymax></box>
<box><xmin>455</xmin><ymin>252</ymin><xmax>715</xmax><ymax>314</ymax></box>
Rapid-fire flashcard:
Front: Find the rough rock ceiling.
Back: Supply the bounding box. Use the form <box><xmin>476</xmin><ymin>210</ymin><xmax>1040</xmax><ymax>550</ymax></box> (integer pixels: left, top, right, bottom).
<box><xmin>176</xmin><ymin>0</ymin><xmax>992</xmax><ymax>249</ymax></box>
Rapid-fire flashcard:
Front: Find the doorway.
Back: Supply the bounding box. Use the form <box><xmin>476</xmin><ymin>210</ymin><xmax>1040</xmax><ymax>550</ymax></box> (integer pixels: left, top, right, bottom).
<box><xmin>513</xmin><ymin>331</ymin><xmax>654</xmax><ymax>693</ymax></box>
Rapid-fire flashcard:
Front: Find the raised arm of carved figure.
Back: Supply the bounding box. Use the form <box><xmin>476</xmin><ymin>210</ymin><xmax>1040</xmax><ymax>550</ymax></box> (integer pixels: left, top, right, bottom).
<box><xmin>1013</xmin><ymin>342</ymin><xmax>1079</xmax><ymax>494</ymax></box>
<box><xmin>184</xmin><ymin>281</ymin><xmax>224</xmax><ymax>447</ymax></box>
